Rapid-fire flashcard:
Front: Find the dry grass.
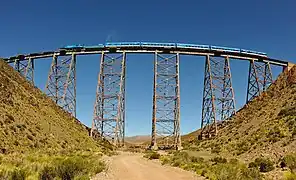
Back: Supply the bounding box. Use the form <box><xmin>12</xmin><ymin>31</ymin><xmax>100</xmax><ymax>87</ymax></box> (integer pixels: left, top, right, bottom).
<box><xmin>0</xmin><ymin>151</ymin><xmax>105</xmax><ymax>179</ymax></box>
<box><xmin>0</xmin><ymin>60</ymin><xmax>114</xmax><ymax>179</ymax></box>
<box><xmin>0</xmin><ymin>60</ymin><xmax>107</xmax><ymax>154</ymax></box>
<box><xmin>159</xmin><ymin>151</ymin><xmax>262</xmax><ymax>180</ymax></box>
<box><xmin>181</xmin><ymin>65</ymin><xmax>296</xmax><ymax>179</ymax></box>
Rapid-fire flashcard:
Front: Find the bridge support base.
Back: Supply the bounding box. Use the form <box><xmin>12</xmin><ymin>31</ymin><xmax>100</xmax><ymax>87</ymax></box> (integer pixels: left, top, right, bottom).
<box><xmin>150</xmin><ymin>144</ymin><xmax>158</xmax><ymax>150</ymax></box>
<box><xmin>200</xmin><ymin>56</ymin><xmax>236</xmax><ymax>138</ymax></box>
<box><xmin>151</xmin><ymin>52</ymin><xmax>181</xmax><ymax>149</ymax></box>
<box><xmin>45</xmin><ymin>54</ymin><xmax>77</xmax><ymax>117</ymax></box>
<box><xmin>14</xmin><ymin>58</ymin><xmax>34</xmax><ymax>84</ymax></box>
<box><xmin>92</xmin><ymin>52</ymin><xmax>126</xmax><ymax>147</ymax></box>
<box><xmin>246</xmin><ymin>60</ymin><xmax>273</xmax><ymax>103</ymax></box>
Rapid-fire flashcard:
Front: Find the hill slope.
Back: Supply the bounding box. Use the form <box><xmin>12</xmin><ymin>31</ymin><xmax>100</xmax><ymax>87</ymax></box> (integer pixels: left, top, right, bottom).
<box><xmin>0</xmin><ymin>60</ymin><xmax>101</xmax><ymax>153</ymax></box>
<box><xmin>125</xmin><ymin>135</ymin><xmax>151</xmax><ymax>145</ymax></box>
<box><xmin>185</xmin><ymin>65</ymin><xmax>296</xmax><ymax>162</ymax></box>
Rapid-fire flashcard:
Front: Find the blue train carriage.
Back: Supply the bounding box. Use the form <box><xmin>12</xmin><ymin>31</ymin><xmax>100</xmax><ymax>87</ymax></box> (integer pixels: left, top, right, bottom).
<box><xmin>60</xmin><ymin>44</ymin><xmax>85</xmax><ymax>51</ymax></box>
<box><xmin>240</xmin><ymin>49</ymin><xmax>267</xmax><ymax>57</ymax></box>
<box><xmin>210</xmin><ymin>46</ymin><xmax>240</xmax><ymax>53</ymax></box>
<box><xmin>84</xmin><ymin>44</ymin><xmax>105</xmax><ymax>50</ymax></box>
<box><xmin>141</xmin><ymin>42</ymin><xmax>176</xmax><ymax>49</ymax></box>
<box><xmin>105</xmin><ymin>42</ymin><xmax>141</xmax><ymax>48</ymax></box>
<box><xmin>176</xmin><ymin>43</ymin><xmax>209</xmax><ymax>50</ymax></box>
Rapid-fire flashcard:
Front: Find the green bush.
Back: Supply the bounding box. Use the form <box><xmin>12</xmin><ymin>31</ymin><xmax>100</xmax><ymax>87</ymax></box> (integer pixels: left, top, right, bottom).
<box><xmin>267</xmin><ymin>126</ymin><xmax>288</xmax><ymax>143</ymax></box>
<box><xmin>169</xmin><ymin>151</ymin><xmax>192</xmax><ymax>165</ymax></box>
<box><xmin>229</xmin><ymin>158</ymin><xmax>239</xmax><ymax>164</ymax></box>
<box><xmin>144</xmin><ymin>151</ymin><xmax>160</xmax><ymax>160</ymax></box>
<box><xmin>74</xmin><ymin>175</ymin><xmax>90</xmax><ymax>180</ymax></box>
<box><xmin>249</xmin><ymin>157</ymin><xmax>274</xmax><ymax>172</ymax></box>
<box><xmin>278</xmin><ymin>107</ymin><xmax>296</xmax><ymax>117</ymax></box>
<box><xmin>160</xmin><ymin>151</ymin><xmax>205</xmax><ymax>168</ymax></box>
<box><xmin>206</xmin><ymin>163</ymin><xmax>262</xmax><ymax>180</ymax></box>
<box><xmin>211</xmin><ymin>145</ymin><xmax>221</xmax><ymax>154</ymax></box>
<box><xmin>284</xmin><ymin>172</ymin><xmax>296</xmax><ymax>180</ymax></box>
<box><xmin>210</xmin><ymin>156</ymin><xmax>227</xmax><ymax>164</ymax></box>
<box><xmin>172</xmin><ymin>159</ymin><xmax>183</xmax><ymax>167</ymax></box>
<box><xmin>190</xmin><ymin>156</ymin><xmax>204</xmax><ymax>163</ymax></box>
<box><xmin>0</xmin><ymin>169</ymin><xmax>9</xmax><ymax>180</ymax></box>
<box><xmin>0</xmin><ymin>153</ymin><xmax>105</xmax><ymax>179</ymax></box>
<box><xmin>281</xmin><ymin>154</ymin><xmax>296</xmax><ymax>172</ymax></box>
<box><xmin>235</xmin><ymin>141</ymin><xmax>250</xmax><ymax>155</ymax></box>
<box><xmin>92</xmin><ymin>161</ymin><xmax>105</xmax><ymax>174</ymax></box>
<box><xmin>11</xmin><ymin>168</ymin><xmax>26</xmax><ymax>180</ymax></box>
<box><xmin>150</xmin><ymin>152</ymin><xmax>160</xmax><ymax>160</ymax></box>
<box><xmin>39</xmin><ymin>165</ymin><xmax>56</xmax><ymax>180</ymax></box>
<box><xmin>160</xmin><ymin>156</ymin><xmax>171</xmax><ymax>165</ymax></box>
<box><xmin>241</xmin><ymin>167</ymin><xmax>262</xmax><ymax>180</ymax></box>
<box><xmin>55</xmin><ymin>156</ymin><xmax>88</xmax><ymax>179</ymax></box>
<box><xmin>159</xmin><ymin>151</ymin><xmax>262</xmax><ymax>180</ymax></box>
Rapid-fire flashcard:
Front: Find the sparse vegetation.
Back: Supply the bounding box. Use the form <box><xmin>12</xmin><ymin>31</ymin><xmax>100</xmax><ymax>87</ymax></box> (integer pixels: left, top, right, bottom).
<box><xmin>284</xmin><ymin>171</ymin><xmax>296</xmax><ymax>180</ymax></box>
<box><xmin>210</xmin><ymin>156</ymin><xmax>227</xmax><ymax>164</ymax></box>
<box><xmin>0</xmin><ymin>60</ymin><xmax>112</xmax><ymax>179</ymax></box>
<box><xmin>281</xmin><ymin>154</ymin><xmax>296</xmax><ymax>172</ymax></box>
<box><xmin>210</xmin><ymin>144</ymin><xmax>221</xmax><ymax>154</ymax></box>
<box><xmin>234</xmin><ymin>141</ymin><xmax>250</xmax><ymax>155</ymax></box>
<box><xmin>144</xmin><ymin>151</ymin><xmax>160</xmax><ymax>160</ymax></box>
<box><xmin>175</xmin><ymin>65</ymin><xmax>296</xmax><ymax>179</ymax></box>
<box><xmin>0</xmin><ymin>60</ymin><xmax>106</xmax><ymax>154</ymax></box>
<box><xmin>159</xmin><ymin>151</ymin><xmax>262</xmax><ymax>180</ymax></box>
<box><xmin>0</xmin><ymin>152</ymin><xmax>105</xmax><ymax>179</ymax></box>
<box><xmin>278</xmin><ymin>106</ymin><xmax>296</xmax><ymax>117</ymax></box>
<box><xmin>248</xmin><ymin>157</ymin><xmax>275</xmax><ymax>172</ymax></box>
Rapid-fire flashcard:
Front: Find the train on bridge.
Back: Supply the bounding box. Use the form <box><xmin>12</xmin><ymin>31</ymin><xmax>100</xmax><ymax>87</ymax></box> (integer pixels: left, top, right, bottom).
<box><xmin>3</xmin><ymin>40</ymin><xmax>292</xmax><ymax>148</ymax></box>
<box><xmin>60</xmin><ymin>42</ymin><xmax>267</xmax><ymax>57</ymax></box>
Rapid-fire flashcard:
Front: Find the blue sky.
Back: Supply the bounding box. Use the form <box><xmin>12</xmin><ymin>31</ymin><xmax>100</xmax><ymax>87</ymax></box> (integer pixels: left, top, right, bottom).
<box><xmin>1</xmin><ymin>0</ymin><xmax>295</xmax><ymax>136</ymax></box>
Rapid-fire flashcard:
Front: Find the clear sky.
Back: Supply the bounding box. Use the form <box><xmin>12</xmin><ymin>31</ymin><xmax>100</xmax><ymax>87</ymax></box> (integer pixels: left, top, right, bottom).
<box><xmin>1</xmin><ymin>0</ymin><xmax>295</xmax><ymax>136</ymax></box>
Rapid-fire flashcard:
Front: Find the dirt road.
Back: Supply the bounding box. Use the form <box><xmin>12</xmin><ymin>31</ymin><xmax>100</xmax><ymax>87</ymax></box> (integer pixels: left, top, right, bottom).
<box><xmin>93</xmin><ymin>152</ymin><xmax>203</xmax><ymax>180</ymax></box>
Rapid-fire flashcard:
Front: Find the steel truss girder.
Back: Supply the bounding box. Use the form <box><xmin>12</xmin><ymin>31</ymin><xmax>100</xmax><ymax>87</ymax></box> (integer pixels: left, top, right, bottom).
<box><xmin>151</xmin><ymin>52</ymin><xmax>181</xmax><ymax>149</ymax></box>
<box><xmin>45</xmin><ymin>54</ymin><xmax>76</xmax><ymax>117</ymax></box>
<box><xmin>92</xmin><ymin>52</ymin><xmax>126</xmax><ymax>147</ymax></box>
<box><xmin>13</xmin><ymin>58</ymin><xmax>34</xmax><ymax>84</ymax></box>
<box><xmin>246</xmin><ymin>60</ymin><xmax>273</xmax><ymax>103</ymax></box>
<box><xmin>201</xmin><ymin>55</ymin><xmax>236</xmax><ymax>138</ymax></box>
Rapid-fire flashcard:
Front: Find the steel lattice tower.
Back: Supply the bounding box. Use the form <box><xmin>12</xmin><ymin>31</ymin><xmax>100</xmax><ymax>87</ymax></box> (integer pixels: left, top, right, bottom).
<box><xmin>246</xmin><ymin>60</ymin><xmax>273</xmax><ymax>103</ymax></box>
<box><xmin>14</xmin><ymin>58</ymin><xmax>34</xmax><ymax>84</ymax></box>
<box><xmin>92</xmin><ymin>52</ymin><xmax>126</xmax><ymax>147</ymax></box>
<box><xmin>151</xmin><ymin>52</ymin><xmax>181</xmax><ymax>150</ymax></box>
<box><xmin>45</xmin><ymin>54</ymin><xmax>77</xmax><ymax>117</ymax></box>
<box><xmin>201</xmin><ymin>55</ymin><xmax>236</xmax><ymax>138</ymax></box>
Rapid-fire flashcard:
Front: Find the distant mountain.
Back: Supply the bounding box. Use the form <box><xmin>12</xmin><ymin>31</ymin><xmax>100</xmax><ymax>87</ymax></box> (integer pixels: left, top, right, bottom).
<box><xmin>125</xmin><ymin>135</ymin><xmax>151</xmax><ymax>144</ymax></box>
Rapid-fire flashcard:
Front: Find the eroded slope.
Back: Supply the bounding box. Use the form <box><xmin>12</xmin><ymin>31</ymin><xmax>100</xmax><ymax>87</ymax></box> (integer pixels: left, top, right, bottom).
<box><xmin>0</xmin><ymin>60</ymin><xmax>100</xmax><ymax>153</ymax></box>
<box><xmin>187</xmin><ymin>65</ymin><xmax>296</xmax><ymax>162</ymax></box>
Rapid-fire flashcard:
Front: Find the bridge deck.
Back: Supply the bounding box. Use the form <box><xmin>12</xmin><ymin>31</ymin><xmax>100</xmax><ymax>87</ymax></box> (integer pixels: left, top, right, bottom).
<box><xmin>2</xmin><ymin>45</ymin><xmax>289</xmax><ymax>66</ymax></box>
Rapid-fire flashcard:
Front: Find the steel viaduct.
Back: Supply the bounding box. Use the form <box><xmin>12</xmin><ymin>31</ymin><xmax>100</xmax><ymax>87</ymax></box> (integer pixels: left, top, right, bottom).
<box><xmin>1</xmin><ymin>42</ymin><xmax>293</xmax><ymax>150</ymax></box>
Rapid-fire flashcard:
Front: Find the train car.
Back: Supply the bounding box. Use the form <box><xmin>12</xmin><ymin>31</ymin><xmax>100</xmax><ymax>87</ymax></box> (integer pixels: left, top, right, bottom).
<box><xmin>105</xmin><ymin>42</ymin><xmax>141</xmax><ymax>48</ymax></box>
<box><xmin>60</xmin><ymin>44</ymin><xmax>84</xmax><ymax>50</ymax></box>
<box><xmin>257</xmin><ymin>51</ymin><xmax>267</xmax><ymax>56</ymax></box>
<box><xmin>141</xmin><ymin>42</ymin><xmax>176</xmax><ymax>48</ymax></box>
<box><xmin>240</xmin><ymin>49</ymin><xmax>267</xmax><ymax>57</ymax></box>
<box><xmin>84</xmin><ymin>44</ymin><xmax>105</xmax><ymax>50</ymax></box>
<box><xmin>210</xmin><ymin>46</ymin><xmax>240</xmax><ymax>53</ymax></box>
<box><xmin>176</xmin><ymin>43</ymin><xmax>209</xmax><ymax>50</ymax></box>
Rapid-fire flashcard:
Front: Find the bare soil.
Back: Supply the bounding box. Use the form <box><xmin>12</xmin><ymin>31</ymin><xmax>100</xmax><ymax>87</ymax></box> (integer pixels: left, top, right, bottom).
<box><xmin>93</xmin><ymin>152</ymin><xmax>203</xmax><ymax>180</ymax></box>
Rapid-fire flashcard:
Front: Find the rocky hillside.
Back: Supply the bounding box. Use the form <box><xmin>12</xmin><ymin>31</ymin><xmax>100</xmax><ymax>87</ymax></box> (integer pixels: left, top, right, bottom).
<box><xmin>0</xmin><ymin>60</ymin><xmax>103</xmax><ymax>154</ymax></box>
<box><xmin>185</xmin><ymin>65</ymin><xmax>296</xmax><ymax>162</ymax></box>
